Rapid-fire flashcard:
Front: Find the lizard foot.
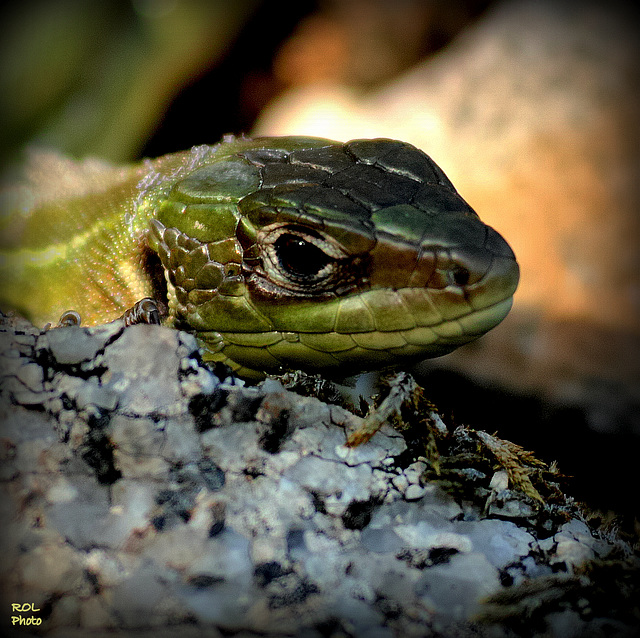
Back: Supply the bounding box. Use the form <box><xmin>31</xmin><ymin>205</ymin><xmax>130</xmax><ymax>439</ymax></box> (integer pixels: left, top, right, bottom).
<box><xmin>119</xmin><ymin>297</ymin><xmax>161</xmax><ymax>327</ymax></box>
<box><xmin>44</xmin><ymin>310</ymin><xmax>82</xmax><ymax>330</ymax></box>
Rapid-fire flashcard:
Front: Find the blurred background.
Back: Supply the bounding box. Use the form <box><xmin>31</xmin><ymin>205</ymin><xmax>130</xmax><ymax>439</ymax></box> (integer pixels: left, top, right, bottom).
<box><xmin>1</xmin><ymin>0</ymin><xmax>638</xmax><ymax>523</ymax></box>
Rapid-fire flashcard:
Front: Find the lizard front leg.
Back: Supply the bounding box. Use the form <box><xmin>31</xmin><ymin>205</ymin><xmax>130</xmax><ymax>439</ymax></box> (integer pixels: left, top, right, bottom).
<box><xmin>44</xmin><ymin>298</ymin><xmax>161</xmax><ymax>330</ymax></box>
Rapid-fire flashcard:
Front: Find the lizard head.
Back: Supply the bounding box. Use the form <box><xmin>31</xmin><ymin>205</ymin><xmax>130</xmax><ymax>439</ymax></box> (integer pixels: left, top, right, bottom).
<box><xmin>148</xmin><ymin>137</ymin><xmax>519</xmax><ymax>379</ymax></box>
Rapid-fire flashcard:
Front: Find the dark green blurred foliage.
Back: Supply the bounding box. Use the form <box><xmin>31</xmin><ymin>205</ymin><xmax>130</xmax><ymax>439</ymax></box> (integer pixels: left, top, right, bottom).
<box><xmin>0</xmin><ymin>0</ymin><xmax>263</xmax><ymax>167</ymax></box>
<box><xmin>0</xmin><ymin>0</ymin><xmax>489</xmax><ymax>171</ymax></box>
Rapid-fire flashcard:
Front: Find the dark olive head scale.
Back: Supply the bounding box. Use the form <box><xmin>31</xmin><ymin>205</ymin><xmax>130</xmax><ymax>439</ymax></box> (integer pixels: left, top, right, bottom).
<box><xmin>194</xmin><ymin>262</ymin><xmax>224</xmax><ymax>291</ymax></box>
<box><xmin>171</xmin><ymin>158</ymin><xmax>261</xmax><ymax>204</ymax></box>
<box><xmin>289</xmin><ymin>144</ymin><xmax>355</xmax><ymax>173</ymax></box>
<box><xmin>187</xmin><ymin>289</ymin><xmax>216</xmax><ymax>305</ymax></box>
<box><xmin>314</xmin><ymin>219</ymin><xmax>376</xmax><ymax>255</ymax></box>
<box><xmin>181</xmin><ymin>243</ymin><xmax>210</xmax><ymax>278</ymax></box>
<box><xmin>411</xmin><ymin>183</ymin><xmax>477</xmax><ymax>217</ymax></box>
<box><xmin>260</xmin><ymin>162</ymin><xmax>332</xmax><ymax>188</ymax></box>
<box><xmin>163</xmin><ymin>227</ymin><xmax>181</xmax><ymax>249</ymax></box>
<box><xmin>345</xmin><ymin>138</ymin><xmax>454</xmax><ymax>188</ymax></box>
<box><xmin>239</xmin><ymin>147</ymin><xmax>289</xmax><ymax>166</ymax></box>
<box><xmin>168</xmin><ymin>244</ymin><xmax>190</xmax><ymax>270</ymax></box>
<box><xmin>327</xmin><ymin>162</ymin><xmax>422</xmax><ymax>210</ymax></box>
<box><xmin>270</xmin><ymin>184</ymin><xmax>372</xmax><ymax>221</ymax></box>
<box><xmin>205</xmin><ymin>239</ymin><xmax>242</xmax><ymax>266</ymax></box>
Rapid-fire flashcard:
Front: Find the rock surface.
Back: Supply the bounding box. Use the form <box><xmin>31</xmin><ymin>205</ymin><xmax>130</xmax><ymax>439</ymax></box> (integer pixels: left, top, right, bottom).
<box><xmin>0</xmin><ymin>314</ymin><xmax>637</xmax><ymax>637</ymax></box>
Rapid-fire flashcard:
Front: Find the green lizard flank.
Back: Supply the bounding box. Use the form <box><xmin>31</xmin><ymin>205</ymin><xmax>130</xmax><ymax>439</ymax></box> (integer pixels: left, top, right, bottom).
<box><xmin>0</xmin><ymin>136</ymin><xmax>519</xmax><ymax>379</ymax></box>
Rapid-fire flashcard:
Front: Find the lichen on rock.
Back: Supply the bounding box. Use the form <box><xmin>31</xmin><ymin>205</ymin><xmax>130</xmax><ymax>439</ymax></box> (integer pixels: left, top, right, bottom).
<box><xmin>0</xmin><ymin>313</ymin><xmax>637</xmax><ymax>637</ymax></box>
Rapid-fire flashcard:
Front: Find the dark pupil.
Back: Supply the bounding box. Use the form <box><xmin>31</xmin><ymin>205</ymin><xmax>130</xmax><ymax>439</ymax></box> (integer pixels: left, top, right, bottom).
<box><xmin>274</xmin><ymin>235</ymin><xmax>331</xmax><ymax>279</ymax></box>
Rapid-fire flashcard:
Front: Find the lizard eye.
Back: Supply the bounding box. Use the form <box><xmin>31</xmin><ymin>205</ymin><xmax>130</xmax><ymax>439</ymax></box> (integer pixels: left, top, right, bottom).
<box><xmin>274</xmin><ymin>234</ymin><xmax>333</xmax><ymax>281</ymax></box>
<box><xmin>259</xmin><ymin>224</ymin><xmax>348</xmax><ymax>292</ymax></box>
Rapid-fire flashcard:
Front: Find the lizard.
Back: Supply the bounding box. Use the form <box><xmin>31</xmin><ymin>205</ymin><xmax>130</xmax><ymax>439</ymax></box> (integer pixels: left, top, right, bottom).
<box><xmin>0</xmin><ymin>135</ymin><xmax>519</xmax><ymax>381</ymax></box>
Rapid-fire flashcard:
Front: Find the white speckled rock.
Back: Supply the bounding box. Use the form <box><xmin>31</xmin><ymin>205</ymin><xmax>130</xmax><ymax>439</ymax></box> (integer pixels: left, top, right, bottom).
<box><xmin>0</xmin><ymin>314</ymin><xmax>637</xmax><ymax>638</ymax></box>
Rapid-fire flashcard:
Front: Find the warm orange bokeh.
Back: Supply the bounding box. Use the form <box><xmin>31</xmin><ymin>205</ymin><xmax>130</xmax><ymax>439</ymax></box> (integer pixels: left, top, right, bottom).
<box><xmin>254</xmin><ymin>1</ymin><xmax>640</xmax><ymax>400</ymax></box>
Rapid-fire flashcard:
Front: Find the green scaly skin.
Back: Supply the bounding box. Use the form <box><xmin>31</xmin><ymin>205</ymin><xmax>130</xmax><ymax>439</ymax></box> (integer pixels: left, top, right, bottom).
<box><xmin>0</xmin><ymin>136</ymin><xmax>519</xmax><ymax>379</ymax></box>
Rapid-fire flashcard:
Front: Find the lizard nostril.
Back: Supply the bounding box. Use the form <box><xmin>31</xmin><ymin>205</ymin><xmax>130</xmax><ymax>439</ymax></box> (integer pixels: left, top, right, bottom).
<box><xmin>450</xmin><ymin>265</ymin><xmax>471</xmax><ymax>287</ymax></box>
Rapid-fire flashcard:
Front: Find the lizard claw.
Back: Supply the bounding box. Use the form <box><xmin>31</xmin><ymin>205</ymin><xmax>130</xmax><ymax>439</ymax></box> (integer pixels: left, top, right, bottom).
<box><xmin>119</xmin><ymin>298</ymin><xmax>161</xmax><ymax>327</ymax></box>
<box><xmin>44</xmin><ymin>309</ymin><xmax>82</xmax><ymax>331</ymax></box>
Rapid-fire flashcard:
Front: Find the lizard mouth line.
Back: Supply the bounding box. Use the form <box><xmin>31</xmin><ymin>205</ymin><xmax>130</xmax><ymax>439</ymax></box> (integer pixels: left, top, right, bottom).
<box><xmin>194</xmin><ymin>297</ymin><xmax>514</xmax><ymax>378</ymax></box>
<box><xmin>199</xmin><ymin>297</ymin><xmax>513</xmax><ymax>342</ymax></box>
